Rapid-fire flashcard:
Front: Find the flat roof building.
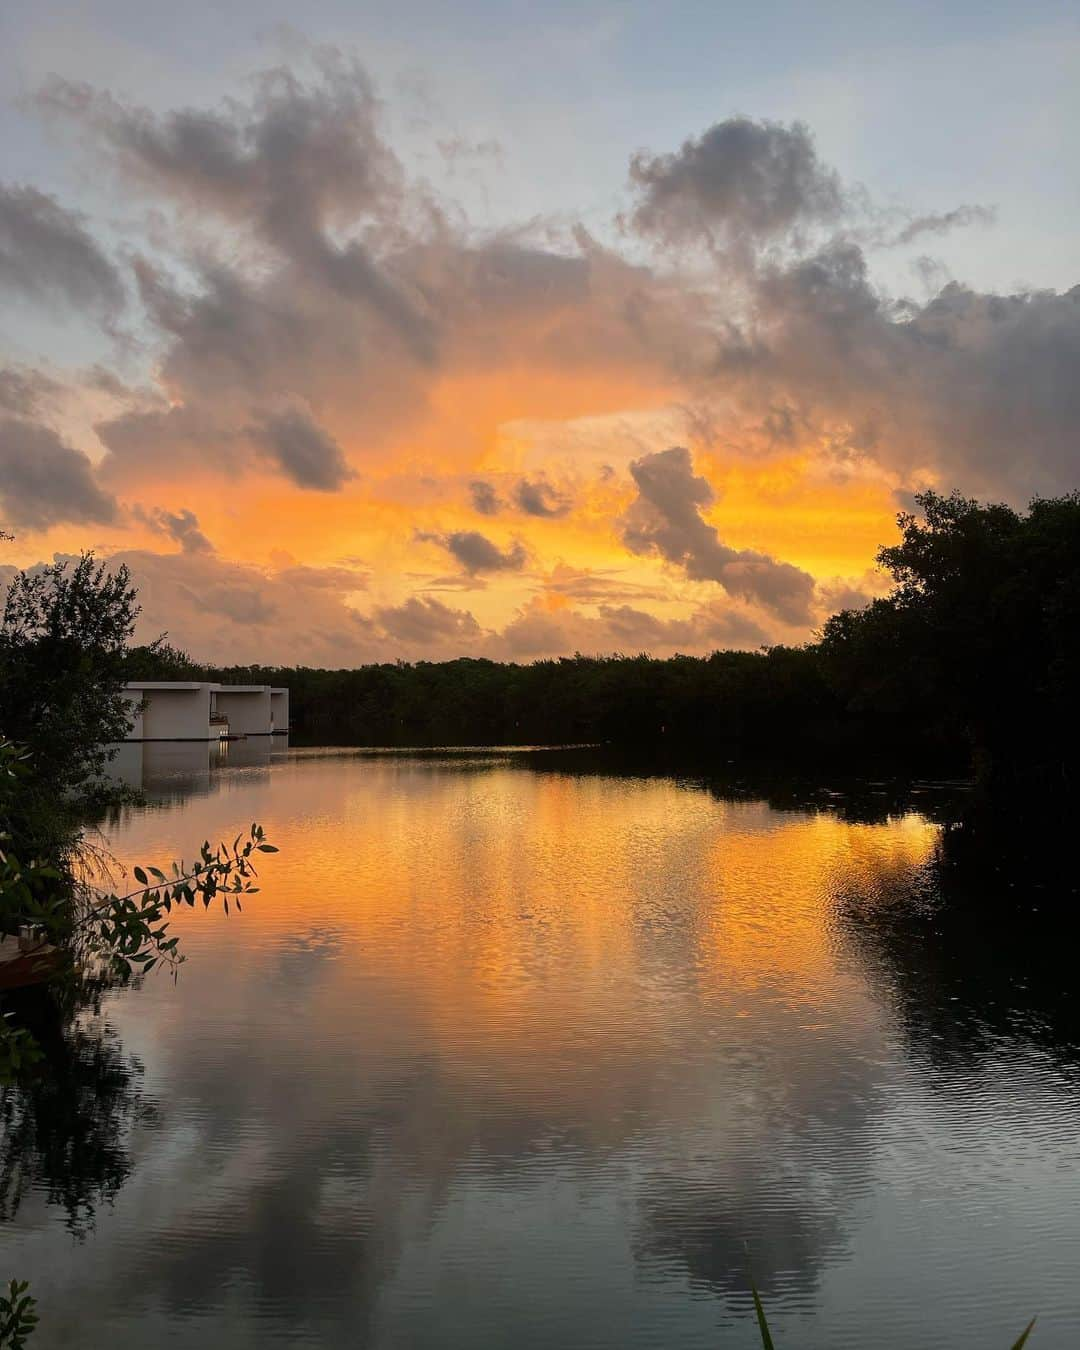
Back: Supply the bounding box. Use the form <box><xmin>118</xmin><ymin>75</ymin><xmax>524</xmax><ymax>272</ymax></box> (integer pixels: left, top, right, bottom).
<box><xmin>122</xmin><ymin>682</ymin><xmax>289</xmax><ymax>741</ymax></box>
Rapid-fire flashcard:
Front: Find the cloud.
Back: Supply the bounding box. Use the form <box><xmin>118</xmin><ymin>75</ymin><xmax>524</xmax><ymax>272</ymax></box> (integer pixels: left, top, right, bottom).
<box><xmin>540</xmin><ymin>563</ymin><xmax>670</xmax><ymax>605</ymax></box>
<box><xmin>133</xmin><ymin>504</ymin><xmax>213</xmax><ymax>554</ymax></box>
<box><xmin>619</xmin><ymin>447</ymin><xmax>816</xmax><ymax>623</ymax></box>
<box><xmin>627</xmin><ymin>117</ymin><xmax>844</xmax><ymax>249</ymax></box>
<box><xmin>418</xmin><ymin>529</ymin><xmax>527</xmax><ymax>576</ymax></box>
<box><xmin>597</xmin><ymin>601</ymin><xmax>767</xmax><ymax>650</ymax></box>
<box><xmin>0</xmin><ymin>183</ymin><xmax>124</xmax><ymax>317</ymax></box>
<box><xmin>0</xmin><ymin>367</ymin><xmax>61</xmax><ymax>418</ymax></box>
<box><xmin>4</xmin><ymin>56</ymin><xmax>1078</xmax><ymax>665</ymax></box>
<box><xmin>731</xmin><ymin>243</ymin><xmax>1080</xmax><ymax>498</ymax></box>
<box><xmin>469</xmin><ymin>480</ymin><xmax>502</xmax><ymax>516</ymax></box>
<box><xmin>249</xmin><ymin>407</ymin><xmax>354</xmax><ymax>491</ymax></box>
<box><xmin>95</xmin><ymin>401</ymin><xmax>241</xmax><ymax>486</ymax></box>
<box><xmin>36</xmin><ymin>54</ymin><xmax>433</xmax><ymax>358</ymax></box>
<box><xmin>512</xmin><ymin>476</ymin><xmax>572</xmax><ymax>518</ymax></box>
<box><xmin>469</xmin><ymin>477</ymin><xmax>572</xmax><ymax>519</ymax></box>
<box><xmin>99</xmin><ymin>549</ymin><xmax>379</xmax><ymax>664</ymax></box>
<box><xmin>492</xmin><ymin>594</ymin><xmax>771</xmax><ymax>660</ymax></box>
<box><xmin>891</xmin><ymin>203</ymin><xmax>996</xmax><ymax>246</ymax></box>
<box><xmin>0</xmin><ymin>417</ymin><xmax>118</xmax><ymax>530</ymax></box>
<box><xmin>374</xmin><ymin>596</ymin><xmax>482</xmax><ymax>645</ymax></box>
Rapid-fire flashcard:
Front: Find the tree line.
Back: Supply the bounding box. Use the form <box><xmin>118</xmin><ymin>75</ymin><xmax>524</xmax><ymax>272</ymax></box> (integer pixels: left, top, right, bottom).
<box><xmin>128</xmin><ymin>490</ymin><xmax>1080</xmax><ymax>793</ymax></box>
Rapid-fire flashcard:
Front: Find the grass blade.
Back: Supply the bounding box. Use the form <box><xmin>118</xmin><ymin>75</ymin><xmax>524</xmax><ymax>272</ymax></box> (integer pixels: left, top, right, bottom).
<box><xmin>749</xmin><ymin>1278</ymin><xmax>776</xmax><ymax>1350</ymax></box>
<box><xmin>1010</xmin><ymin>1317</ymin><xmax>1037</xmax><ymax>1349</ymax></box>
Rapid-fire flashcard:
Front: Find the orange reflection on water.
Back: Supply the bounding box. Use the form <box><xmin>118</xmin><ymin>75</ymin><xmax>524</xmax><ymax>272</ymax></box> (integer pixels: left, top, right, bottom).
<box><xmin>107</xmin><ymin>748</ymin><xmax>939</xmax><ymax>1114</ymax></box>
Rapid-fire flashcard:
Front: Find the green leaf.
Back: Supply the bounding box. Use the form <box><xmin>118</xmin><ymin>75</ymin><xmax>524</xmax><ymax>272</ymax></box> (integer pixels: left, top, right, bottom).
<box><xmin>133</xmin><ymin>865</ymin><xmax>148</xmax><ymax>885</ymax></box>
<box><xmin>1011</xmin><ymin>1317</ymin><xmax>1037</xmax><ymax>1349</ymax></box>
<box><xmin>257</xmin><ymin>844</ymin><xmax>278</xmax><ymax>853</ymax></box>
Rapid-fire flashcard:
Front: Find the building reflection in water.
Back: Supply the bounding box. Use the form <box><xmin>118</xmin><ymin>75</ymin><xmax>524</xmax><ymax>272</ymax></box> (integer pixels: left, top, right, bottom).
<box><xmin>103</xmin><ymin>736</ymin><xmax>288</xmax><ymax>801</ymax></box>
<box><xmin>3</xmin><ymin>750</ymin><xmax>1079</xmax><ymax>1350</ymax></box>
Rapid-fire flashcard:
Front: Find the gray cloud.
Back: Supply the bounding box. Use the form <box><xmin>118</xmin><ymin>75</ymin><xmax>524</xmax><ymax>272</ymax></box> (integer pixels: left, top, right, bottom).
<box><xmin>5</xmin><ymin>53</ymin><xmax>1077</xmax><ymax>609</ymax></box>
<box><xmin>250</xmin><ymin>408</ymin><xmax>353</xmax><ymax>491</ymax></box>
<box><xmin>513</xmin><ymin>476</ymin><xmax>572</xmax><ymax>518</ymax></box>
<box><xmin>0</xmin><ymin>367</ymin><xmax>60</xmax><ymax>418</ymax></box>
<box><xmin>492</xmin><ymin>594</ymin><xmax>774</xmax><ymax>660</ymax></box>
<box><xmin>27</xmin><ymin>55</ymin><xmax>710</xmax><ymax>492</ymax></box>
<box><xmin>469</xmin><ymin>476</ymin><xmax>573</xmax><ymax>519</ymax></box>
<box><xmin>0</xmin><ymin>417</ymin><xmax>118</xmax><ymax>530</ymax></box>
<box><xmin>469</xmin><ymin>480</ymin><xmax>502</xmax><ymax>515</ymax></box>
<box><xmin>375</xmin><ymin>596</ymin><xmax>482</xmax><ymax>644</ymax></box>
<box><xmin>732</xmin><ymin>243</ymin><xmax>1080</xmax><ymax>498</ymax></box>
<box><xmin>892</xmin><ymin>203</ymin><xmax>996</xmax><ymax>246</ymax></box>
<box><xmin>102</xmin><ymin>549</ymin><xmax>381</xmax><ymax>664</ymax></box>
<box><xmin>619</xmin><ymin>447</ymin><xmax>816</xmax><ymax>624</ymax></box>
<box><xmin>37</xmin><ymin>53</ymin><xmax>433</xmax><ymax>360</ymax></box>
<box><xmin>598</xmin><ymin>601</ymin><xmax>767</xmax><ymax>650</ymax></box>
<box><xmin>134</xmin><ymin>504</ymin><xmax>213</xmax><ymax>554</ymax></box>
<box><xmin>0</xmin><ymin>183</ymin><xmax>124</xmax><ymax>318</ymax></box>
<box><xmin>274</xmin><ymin>563</ymin><xmax>369</xmax><ymax>591</ymax></box>
<box><xmin>627</xmin><ymin>117</ymin><xmax>844</xmax><ymax>249</ymax></box>
<box><xmin>418</xmin><ymin>529</ymin><xmax>527</xmax><ymax>576</ymax></box>
<box><xmin>540</xmin><ymin>564</ymin><xmax>670</xmax><ymax>605</ymax></box>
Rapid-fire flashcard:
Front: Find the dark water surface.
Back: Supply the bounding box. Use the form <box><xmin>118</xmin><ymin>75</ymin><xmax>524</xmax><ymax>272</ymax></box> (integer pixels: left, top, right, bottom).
<box><xmin>3</xmin><ymin>742</ymin><xmax>1079</xmax><ymax>1348</ymax></box>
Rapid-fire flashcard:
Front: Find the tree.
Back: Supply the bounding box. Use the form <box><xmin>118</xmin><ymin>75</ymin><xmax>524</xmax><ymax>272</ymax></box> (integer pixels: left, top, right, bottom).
<box><xmin>0</xmin><ymin>555</ymin><xmax>141</xmax><ymax>805</ymax></box>
<box><xmin>820</xmin><ymin>489</ymin><xmax>1080</xmax><ymax>785</ymax></box>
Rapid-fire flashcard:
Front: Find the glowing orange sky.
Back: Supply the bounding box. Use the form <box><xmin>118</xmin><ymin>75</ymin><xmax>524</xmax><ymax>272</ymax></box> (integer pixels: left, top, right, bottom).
<box><xmin>5</xmin><ymin>44</ymin><xmax>1069</xmax><ymax>666</ymax></box>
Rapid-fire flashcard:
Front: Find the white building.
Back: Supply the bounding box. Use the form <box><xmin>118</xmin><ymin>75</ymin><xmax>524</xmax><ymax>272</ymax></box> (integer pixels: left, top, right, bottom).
<box><xmin>121</xmin><ymin>682</ymin><xmax>290</xmax><ymax>741</ymax></box>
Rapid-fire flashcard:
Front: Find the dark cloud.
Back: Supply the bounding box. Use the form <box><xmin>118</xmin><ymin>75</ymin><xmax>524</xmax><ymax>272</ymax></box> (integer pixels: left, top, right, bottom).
<box><xmin>375</xmin><ymin>596</ymin><xmax>482</xmax><ymax>644</ymax></box>
<box><xmin>469</xmin><ymin>476</ymin><xmax>572</xmax><ymax>519</ymax></box>
<box><xmin>37</xmin><ymin>53</ymin><xmax>433</xmax><ymax>359</ymax></box>
<box><xmin>627</xmin><ymin>117</ymin><xmax>844</xmax><ymax>249</ymax></box>
<box><xmin>23</xmin><ymin>55</ymin><xmax>713</xmax><ymax>502</ymax></box>
<box><xmin>469</xmin><ymin>480</ymin><xmax>502</xmax><ymax>515</ymax></box>
<box><xmin>892</xmin><ymin>203</ymin><xmax>996</xmax><ymax>246</ymax></box>
<box><xmin>513</xmin><ymin>476</ymin><xmax>572</xmax><ymax>518</ymax></box>
<box><xmin>418</xmin><ymin>529</ymin><xmax>527</xmax><ymax>576</ymax></box>
<box><xmin>619</xmin><ymin>447</ymin><xmax>816</xmax><ymax>623</ymax></box>
<box><xmin>734</xmin><ymin>244</ymin><xmax>1080</xmax><ymax>498</ymax></box>
<box><xmin>0</xmin><ymin>417</ymin><xmax>118</xmax><ymax>529</ymax></box>
<box><xmin>250</xmin><ymin>408</ymin><xmax>353</xmax><ymax>491</ymax></box>
<box><xmin>133</xmin><ymin>504</ymin><xmax>213</xmax><ymax>554</ymax></box>
<box><xmin>0</xmin><ymin>183</ymin><xmax>124</xmax><ymax>317</ymax></box>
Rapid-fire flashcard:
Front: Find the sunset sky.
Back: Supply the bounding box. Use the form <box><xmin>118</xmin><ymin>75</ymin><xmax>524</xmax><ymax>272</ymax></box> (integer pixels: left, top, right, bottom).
<box><xmin>2</xmin><ymin>0</ymin><xmax>1078</xmax><ymax>665</ymax></box>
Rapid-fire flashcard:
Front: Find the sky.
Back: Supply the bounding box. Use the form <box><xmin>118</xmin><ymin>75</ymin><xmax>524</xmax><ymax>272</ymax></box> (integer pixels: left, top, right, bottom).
<box><xmin>1</xmin><ymin>0</ymin><xmax>1078</xmax><ymax>666</ymax></box>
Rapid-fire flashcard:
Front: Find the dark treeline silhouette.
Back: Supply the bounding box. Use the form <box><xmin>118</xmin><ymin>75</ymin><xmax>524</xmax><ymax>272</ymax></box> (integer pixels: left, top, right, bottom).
<box><xmin>127</xmin><ymin>491</ymin><xmax>1080</xmax><ymax>794</ymax></box>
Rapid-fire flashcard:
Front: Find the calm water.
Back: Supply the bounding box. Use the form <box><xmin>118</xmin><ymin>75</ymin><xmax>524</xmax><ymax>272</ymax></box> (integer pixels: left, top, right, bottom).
<box><xmin>3</xmin><ymin>742</ymin><xmax>1079</xmax><ymax>1348</ymax></box>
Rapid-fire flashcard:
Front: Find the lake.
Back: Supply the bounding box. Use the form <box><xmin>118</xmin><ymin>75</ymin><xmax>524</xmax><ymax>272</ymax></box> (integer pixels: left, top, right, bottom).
<box><xmin>3</xmin><ymin>742</ymin><xmax>1079</xmax><ymax>1348</ymax></box>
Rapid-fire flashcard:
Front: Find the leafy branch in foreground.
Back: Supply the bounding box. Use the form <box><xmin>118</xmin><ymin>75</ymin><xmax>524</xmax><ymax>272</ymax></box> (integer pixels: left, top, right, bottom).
<box><xmin>1</xmin><ymin>824</ymin><xmax>277</xmax><ymax>1080</ymax></box>
<box><xmin>0</xmin><ymin>1281</ymin><xmax>38</xmax><ymax>1349</ymax></box>
<box><xmin>66</xmin><ymin>825</ymin><xmax>277</xmax><ymax>980</ymax></box>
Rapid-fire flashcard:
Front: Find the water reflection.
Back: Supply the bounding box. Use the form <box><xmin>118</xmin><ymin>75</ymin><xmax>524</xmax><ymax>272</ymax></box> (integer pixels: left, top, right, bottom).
<box><xmin>0</xmin><ymin>977</ymin><xmax>153</xmax><ymax>1237</ymax></box>
<box><xmin>2</xmin><ymin>751</ymin><xmax>1079</xmax><ymax>1348</ymax></box>
<box><xmin>102</xmin><ymin>735</ymin><xmax>288</xmax><ymax>802</ymax></box>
